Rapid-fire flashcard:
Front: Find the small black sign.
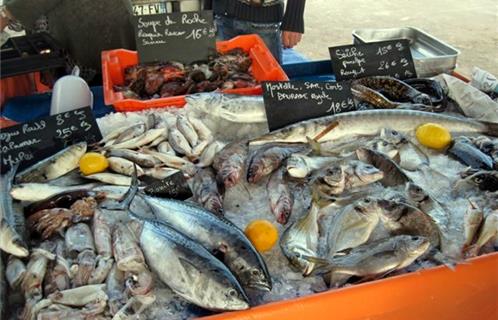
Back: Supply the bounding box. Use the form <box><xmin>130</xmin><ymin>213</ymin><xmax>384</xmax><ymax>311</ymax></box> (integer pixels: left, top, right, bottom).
<box><xmin>329</xmin><ymin>39</ymin><xmax>417</xmax><ymax>81</ymax></box>
<box><xmin>262</xmin><ymin>81</ymin><xmax>356</xmax><ymax>131</ymax></box>
<box><xmin>0</xmin><ymin>107</ymin><xmax>102</xmax><ymax>173</ymax></box>
<box><xmin>133</xmin><ymin>10</ymin><xmax>216</xmax><ymax>64</ymax></box>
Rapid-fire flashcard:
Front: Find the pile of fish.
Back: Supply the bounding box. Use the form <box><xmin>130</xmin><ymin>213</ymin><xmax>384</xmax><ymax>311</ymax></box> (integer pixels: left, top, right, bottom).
<box><xmin>114</xmin><ymin>48</ymin><xmax>258</xmax><ymax>100</ymax></box>
<box><xmin>1</xmin><ymin>91</ymin><xmax>498</xmax><ymax>319</ymax></box>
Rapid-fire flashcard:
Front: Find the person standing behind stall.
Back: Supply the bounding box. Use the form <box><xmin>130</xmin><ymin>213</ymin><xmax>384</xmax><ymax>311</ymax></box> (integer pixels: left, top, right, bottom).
<box><xmin>1</xmin><ymin>0</ymin><xmax>136</xmax><ymax>83</ymax></box>
<box><xmin>205</xmin><ymin>0</ymin><xmax>306</xmax><ymax>64</ymax></box>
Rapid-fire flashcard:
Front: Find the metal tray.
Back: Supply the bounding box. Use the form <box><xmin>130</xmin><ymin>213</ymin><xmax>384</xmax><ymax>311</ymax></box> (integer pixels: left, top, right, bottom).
<box><xmin>352</xmin><ymin>27</ymin><xmax>460</xmax><ymax>77</ymax></box>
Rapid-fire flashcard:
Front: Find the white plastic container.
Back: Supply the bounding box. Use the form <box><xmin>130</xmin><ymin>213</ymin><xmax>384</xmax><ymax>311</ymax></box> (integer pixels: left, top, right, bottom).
<box><xmin>50</xmin><ymin>67</ymin><xmax>93</xmax><ymax>115</ymax></box>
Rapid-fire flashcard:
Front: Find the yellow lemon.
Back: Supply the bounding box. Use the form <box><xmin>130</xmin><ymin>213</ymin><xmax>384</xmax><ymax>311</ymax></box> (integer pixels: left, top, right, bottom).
<box><xmin>79</xmin><ymin>152</ymin><xmax>109</xmax><ymax>175</ymax></box>
<box><xmin>244</xmin><ymin>220</ymin><xmax>278</xmax><ymax>253</ymax></box>
<box><xmin>415</xmin><ymin>123</ymin><xmax>452</xmax><ymax>150</ymax></box>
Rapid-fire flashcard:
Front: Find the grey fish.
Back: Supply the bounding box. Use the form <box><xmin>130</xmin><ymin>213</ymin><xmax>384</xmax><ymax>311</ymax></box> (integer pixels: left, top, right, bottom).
<box><xmin>280</xmin><ymin>203</ymin><xmax>320</xmax><ymax>276</ymax></box>
<box><xmin>108</xmin><ymin>128</ymin><xmax>166</xmax><ymax>150</ymax></box>
<box><xmin>247</xmin><ymin>143</ymin><xmax>311</xmax><ymax>184</ymax></box>
<box><xmin>191</xmin><ymin>168</ymin><xmax>224</xmax><ymax>216</ymax></box>
<box><xmin>10</xmin><ymin>183</ymin><xmax>100</xmax><ymax>202</ymax></box>
<box><xmin>107</xmin><ymin>149</ymin><xmax>160</xmax><ymax>168</ymax></box>
<box><xmin>138</xmin><ymin>195</ymin><xmax>271</xmax><ymax>291</ymax></box>
<box><xmin>464</xmin><ymin>211</ymin><xmax>498</xmax><ymax>257</ymax></box>
<box><xmin>107</xmin><ymin>157</ymin><xmax>145</xmax><ymax>177</ymax></box>
<box><xmin>212</xmin><ymin>142</ymin><xmax>248</xmax><ymax>188</ymax></box>
<box><xmin>267</xmin><ymin>168</ymin><xmax>294</xmax><ymax>225</ymax></box>
<box><xmin>16</xmin><ymin>142</ymin><xmax>87</xmax><ymax>183</ymax></box>
<box><xmin>356</xmin><ymin>148</ymin><xmax>410</xmax><ymax>186</ymax></box>
<box><xmin>137</xmin><ymin>220</ymin><xmax>249</xmax><ymax>311</ymax></box>
<box><xmin>177</xmin><ymin>115</ymin><xmax>199</xmax><ymax>147</ymax></box>
<box><xmin>169</xmin><ymin>127</ymin><xmax>193</xmax><ymax>157</ymax></box>
<box><xmin>0</xmin><ymin>166</ymin><xmax>29</xmax><ymax>257</ymax></box>
<box><xmin>447</xmin><ymin>137</ymin><xmax>494</xmax><ymax>170</ymax></box>
<box><xmin>112</xmin><ymin>122</ymin><xmax>146</xmax><ymax>145</ymax></box>
<box><xmin>197</xmin><ymin>141</ymin><xmax>226</xmax><ymax>168</ymax></box>
<box><xmin>250</xmin><ymin>109</ymin><xmax>497</xmax><ymax>145</ymax></box>
<box><xmin>286</xmin><ymin>154</ymin><xmax>338</xmax><ymax>178</ymax></box>
<box><xmin>186</xmin><ymin>93</ymin><xmax>266</xmax><ymax>123</ymax></box>
<box><xmin>157</xmin><ymin>141</ymin><xmax>176</xmax><ymax>155</ymax></box>
<box><xmin>305</xmin><ymin>235</ymin><xmax>430</xmax><ymax>287</ymax></box>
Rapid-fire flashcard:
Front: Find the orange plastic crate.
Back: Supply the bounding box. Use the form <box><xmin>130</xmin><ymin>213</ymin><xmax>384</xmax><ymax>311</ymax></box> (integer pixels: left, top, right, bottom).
<box><xmin>102</xmin><ymin>34</ymin><xmax>288</xmax><ymax>112</ymax></box>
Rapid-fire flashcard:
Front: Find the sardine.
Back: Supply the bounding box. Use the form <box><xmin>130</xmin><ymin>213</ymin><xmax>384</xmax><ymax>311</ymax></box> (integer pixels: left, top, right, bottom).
<box><xmin>107</xmin><ymin>149</ymin><xmax>160</xmax><ymax>168</ymax></box>
<box><xmin>83</xmin><ymin>173</ymin><xmax>132</xmax><ymax>186</ymax></box>
<box><xmin>212</xmin><ymin>142</ymin><xmax>248</xmax><ymax>188</ymax></box>
<box><xmin>197</xmin><ymin>141</ymin><xmax>226</xmax><ymax>168</ymax></box>
<box><xmin>267</xmin><ymin>169</ymin><xmax>293</xmax><ymax>224</ymax></box>
<box><xmin>169</xmin><ymin>127</ymin><xmax>194</xmax><ymax>157</ymax></box>
<box><xmin>356</xmin><ymin>147</ymin><xmax>410</xmax><ymax>186</ymax></box>
<box><xmin>108</xmin><ymin>157</ymin><xmax>145</xmax><ymax>177</ymax></box>
<box><xmin>280</xmin><ymin>204</ymin><xmax>320</xmax><ymax>276</ymax></box>
<box><xmin>108</xmin><ymin>128</ymin><xmax>166</xmax><ymax>150</ymax></box>
<box><xmin>247</xmin><ymin>143</ymin><xmax>310</xmax><ymax>184</ymax></box>
<box><xmin>326</xmin><ymin>197</ymin><xmax>380</xmax><ymax>257</ymax></box>
<box><xmin>144</xmin><ymin>171</ymin><xmax>192</xmax><ymax>200</ymax></box>
<box><xmin>112</xmin><ymin>122</ymin><xmax>146</xmax><ymax>145</ymax></box>
<box><xmin>0</xmin><ymin>165</ymin><xmax>29</xmax><ymax>256</ymax></box>
<box><xmin>157</xmin><ymin>141</ymin><xmax>176</xmax><ymax>155</ymax></box>
<box><xmin>186</xmin><ymin>93</ymin><xmax>266</xmax><ymax>123</ymax></box>
<box><xmin>465</xmin><ymin>211</ymin><xmax>498</xmax><ymax>257</ymax></box>
<box><xmin>306</xmin><ymin>235</ymin><xmax>430</xmax><ymax>287</ymax></box>
<box><xmin>11</xmin><ymin>183</ymin><xmax>99</xmax><ymax>202</ymax></box>
<box><xmin>191</xmin><ymin>168</ymin><xmax>224</xmax><ymax>216</ymax></box>
<box><xmin>286</xmin><ymin>154</ymin><xmax>338</xmax><ymax>178</ymax></box>
<box><xmin>250</xmin><ymin>109</ymin><xmax>497</xmax><ymax>145</ymax></box>
<box><xmin>137</xmin><ymin>220</ymin><xmax>249</xmax><ymax>311</ymax></box>
<box><xmin>177</xmin><ymin>115</ymin><xmax>199</xmax><ymax>147</ymax></box>
<box><xmin>141</xmin><ymin>149</ymin><xmax>196</xmax><ymax>176</ymax></box>
<box><xmin>188</xmin><ymin>114</ymin><xmax>213</xmax><ymax>141</ymax></box>
<box><xmin>137</xmin><ymin>195</ymin><xmax>271</xmax><ymax>291</ymax></box>
<box><xmin>16</xmin><ymin>142</ymin><xmax>87</xmax><ymax>183</ymax></box>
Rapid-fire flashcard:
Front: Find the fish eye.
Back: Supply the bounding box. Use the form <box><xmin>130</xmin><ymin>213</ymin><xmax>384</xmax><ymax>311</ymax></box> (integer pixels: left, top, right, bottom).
<box><xmin>364</xmin><ymin>198</ymin><xmax>371</xmax><ymax>204</ymax></box>
<box><xmin>365</xmin><ymin>165</ymin><xmax>374</xmax><ymax>170</ymax></box>
<box><xmin>228</xmin><ymin>289</ymin><xmax>237</xmax><ymax>297</ymax></box>
<box><xmin>251</xmin><ymin>269</ymin><xmax>260</xmax><ymax>276</ymax></box>
<box><xmin>473</xmin><ymin>177</ymin><xmax>483</xmax><ymax>183</ymax></box>
<box><xmin>382</xmin><ymin>141</ymin><xmax>388</xmax><ymax>146</ymax></box>
<box><xmin>392</xmin><ymin>131</ymin><xmax>398</xmax><ymax>136</ymax></box>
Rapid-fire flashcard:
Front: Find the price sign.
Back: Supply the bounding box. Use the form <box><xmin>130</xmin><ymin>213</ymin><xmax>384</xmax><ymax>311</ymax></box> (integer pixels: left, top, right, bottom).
<box><xmin>133</xmin><ymin>10</ymin><xmax>216</xmax><ymax>64</ymax></box>
<box><xmin>329</xmin><ymin>39</ymin><xmax>417</xmax><ymax>81</ymax></box>
<box><xmin>263</xmin><ymin>81</ymin><xmax>357</xmax><ymax>131</ymax></box>
<box><xmin>0</xmin><ymin>107</ymin><xmax>102</xmax><ymax>173</ymax></box>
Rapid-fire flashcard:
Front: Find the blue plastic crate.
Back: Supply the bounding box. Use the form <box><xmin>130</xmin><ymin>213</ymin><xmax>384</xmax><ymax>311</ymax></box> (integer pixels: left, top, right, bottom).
<box><xmin>283</xmin><ymin>59</ymin><xmax>336</xmax><ymax>82</ymax></box>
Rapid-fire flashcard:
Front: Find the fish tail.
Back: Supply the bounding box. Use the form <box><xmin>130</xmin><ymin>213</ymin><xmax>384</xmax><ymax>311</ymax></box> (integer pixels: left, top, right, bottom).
<box><xmin>101</xmin><ymin>165</ymin><xmax>139</xmax><ymax>211</ymax></box>
<box><xmin>300</xmin><ymin>255</ymin><xmax>333</xmax><ymax>274</ymax></box>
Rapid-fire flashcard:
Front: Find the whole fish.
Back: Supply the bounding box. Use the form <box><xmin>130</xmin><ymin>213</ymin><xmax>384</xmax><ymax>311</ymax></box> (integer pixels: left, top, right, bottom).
<box><xmin>186</xmin><ymin>93</ymin><xmax>266</xmax><ymax>123</ymax></box>
<box><xmin>197</xmin><ymin>141</ymin><xmax>226</xmax><ymax>168</ymax></box>
<box><xmin>107</xmin><ymin>157</ymin><xmax>145</xmax><ymax>177</ymax></box>
<box><xmin>10</xmin><ymin>183</ymin><xmax>99</xmax><ymax>202</ymax></box>
<box><xmin>280</xmin><ymin>203</ymin><xmax>320</xmax><ymax>276</ymax></box>
<box><xmin>286</xmin><ymin>154</ymin><xmax>338</xmax><ymax>178</ymax></box>
<box><xmin>356</xmin><ymin>147</ymin><xmax>410</xmax><ymax>186</ymax></box>
<box><xmin>157</xmin><ymin>141</ymin><xmax>176</xmax><ymax>155</ymax></box>
<box><xmin>188</xmin><ymin>114</ymin><xmax>214</xmax><ymax>141</ymax></box>
<box><xmin>249</xmin><ymin>109</ymin><xmax>497</xmax><ymax>146</ymax></box>
<box><xmin>191</xmin><ymin>168</ymin><xmax>224</xmax><ymax>216</ymax></box>
<box><xmin>108</xmin><ymin>128</ymin><xmax>166</xmax><ymax>150</ymax></box>
<box><xmin>326</xmin><ymin>197</ymin><xmax>380</xmax><ymax>257</ymax></box>
<box><xmin>107</xmin><ymin>149</ymin><xmax>160</xmax><ymax>168</ymax></box>
<box><xmin>305</xmin><ymin>235</ymin><xmax>430</xmax><ymax>287</ymax></box>
<box><xmin>83</xmin><ymin>173</ymin><xmax>132</xmax><ymax>186</ymax></box>
<box><xmin>212</xmin><ymin>142</ymin><xmax>248</xmax><ymax>188</ymax></box>
<box><xmin>137</xmin><ymin>220</ymin><xmax>249</xmax><ymax>311</ymax></box>
<box><xmin>247</xmin><ymin>143</ymin><xmax>310</xmax><ymax>184</ymax></box>
<box><xmin>169</xmin><ymin>127</ymin><xmax>194</xmax><ymax>157</ymax></box>
<box><xmin>465</xmin><ymin>211</ymin><xmax>498</xmax><ymax>257</ymax></box>
<box><xmin>191</xmin><ymin>140</ymin><xmax>210</xmax><ymax>158</ymax></box>
<box><xmin>143</xmin><ymin>167</ymin><xmax>180</xmax><ymax>180</ymax></box>
<box><xmin>0</xmin><ymin>166</ymin><xmax>29</xmax><ymax>257</ymax></box>
<box><xmin>447</xmin><ymin>137</ymin><xmax>494</xmax><ymax>170</ymax></box>
<box><xmin>267</xmin><ymin>168</ymin><xmax>293</xmax><ymax>224</ymax></box>
<box><xmin>141</xmin><ymin>149</ymin><xmax>196</xmax><ymax>176</ymax></box>
<box><xmin>144</xmin><ymin>171</ymin><xmax>193</xmax><ymax>200</ymax></box>
<box><xmin>377</xmin><ymin>198</ymin><xmax>441</xmax><ymax>248</ymax></box>
<box><xmin>177</xmin><ymin>115</ymin><xmax>199</xmax><ymax>147</ymax></box>
<box><xmin>137</xmin><ymin>195</ymin><xmax>271</xmax><ymax>291</ymax></box>
<box><xmin>16</xmin><ymin>142</ymin><xmax>87</xmax><ymax>183</ymax></box>
<box><xmin>112</xmin><ymin>122</ymin><xmax>146</xmax><ymax>145</ymax></box>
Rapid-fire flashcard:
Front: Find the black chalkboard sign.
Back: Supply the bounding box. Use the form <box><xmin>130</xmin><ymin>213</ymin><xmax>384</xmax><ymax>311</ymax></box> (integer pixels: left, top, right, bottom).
<box><xmin>262</xmin><ymin>81</ymin><xmax>356</xmax><ymax>131</ymax></box>
<box><xmin>0</xmin><ymin>107</ymin><xmax>102</xmax><ymax>173</ymax></box>
<box><xmin>133</xmin><ymin>10</ymin><xmax>216</xmax><ymax>64</ymax></box>
<box><xmin>329</xmin><ymin>39</ymin><xmax>417</xmax><ymax>81</ymax></box>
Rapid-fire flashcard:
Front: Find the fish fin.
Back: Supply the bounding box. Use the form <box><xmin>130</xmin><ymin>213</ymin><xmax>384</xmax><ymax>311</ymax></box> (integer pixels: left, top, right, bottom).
<box><xmin>392</xmin><ymin>153</ymin><xmax>401</xmax><ymax>164</ymax></box>
<box><xmin>306</xmin><ymin>136</ymin><xmax>322</xmax><ymax>155</ymax></box>
<box><xmin>101</xmin><ymin>164</ymin><xmax>139</xmax><ymax>210</ymax></box>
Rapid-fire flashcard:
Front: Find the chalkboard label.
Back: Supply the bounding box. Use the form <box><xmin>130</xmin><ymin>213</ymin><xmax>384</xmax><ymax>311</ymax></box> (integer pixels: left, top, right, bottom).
<box><xmin>0</xmin><ymin>107</ymin><xmax>102</xmax><ymax>173</ymax></box>
<box><xmin>329</xmin><ymin>39</ymin><xmax>417</xmax><ymax>81</ymax></box>
<box><xmin>133</xmin><ymin>10</ymin><xmax>216</xmax><ymax>64</ymax></box>
<box><xmin>262</xmin><ymin>81</ymin><xmax>356</xmax><ymax>131</ymax></box>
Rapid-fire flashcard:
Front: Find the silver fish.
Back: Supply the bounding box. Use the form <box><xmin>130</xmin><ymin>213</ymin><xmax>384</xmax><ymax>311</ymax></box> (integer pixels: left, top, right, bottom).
<box><xmin>191</xmin><ymin>168</ymin><xmax>224</xmax><ymax>216</ymax></box>
<box><xmin>147</xmin><ymin>134</ymin><xmax>168</xmax><ymax>147</ymax></box>
<box><xmin>188</xmin><ymin>114</ymin><xmax>213</xmax><ymax>141</ymax></box>
<box><xmin>1</xmin><ymin>166</ymin><xmax>29</xmax><ymax>256</ymax></box>
<box><xmin>143</xmin><ymin>167</ymin><xmax>180</xmax><ymax>180</ymax></box>
<box><xmin>109</xmin><ymin>128</ymin><xmax>166</xmax><ymax>150</ymax></box>
<box><xmin>107</xmin><ymin>149</ymin><xmax>160</xmax><ymax>168</ymax></box>
<box><xmin>157</xmin><ymin>141</ymin><xmax>176</xmax><ymax>155</ymax></box>
<box><xmin>465</xmin><ymin>211</ymin><xmax>498</xmax><ymax>257</ymax></box>
<box><xmin>137</xmin><ymin>195</ymin><xmax>271</xmax><ymax>291</ymax></box>
<box><xmin>280</xmin><ymin>203</ymin><xmax>320</xmax><ymax>276</ymax></box>
<box><xmin>141</xmin><ymin>149</ymin><xmax>196</xmax><ymax>176</ymax></box>
<box><xmin>212</xmin><ymin>142</ymin><xmax>248</xmax><ymax>188</ymax></box>
<box><xmin>286</xmin><ymin>154</ymin><xmax>338</xmax><ymax>178</ymax></box>
<box><xmin>191</xmin><ymin>140</ymin><xmax>210</xmax><ymax>158</ymax></box>
<box><xmin>356</xmin><ymin>148</ymin><xmax>410</xmax><ymax>186</ymax></box>
<box><xmin>267</xmin><ymin>168</ymin><xmax>293</xmax><ymax>225</ymax></box>
<box><xmin>177</xmin><ymin>115</ymin><xmax>199</xmax><ymax>147</ymax></box>
<box><xmin>83</xmin><ymin>173</ymin><xmax>132</xmax><ymax>186</ymax></box>
<box><xmin>112</xmin><ymin>122</ymin><xmax>146</xmax><ymax>145</ymax></box>
<box><xmin>16</xmin><ymin>142</ymin><xmax>87</xmax><ymax>183</ymax></box>
<box><xmin>169</xmin><ymin>127</ymin><xmax>194</xmax><ymax>157</ymax></box>
<box><xmin>186</xmin><ymin>93</ymin><xmax>266</xmax><ymax>123</ymax></box>
<box><xmin>138</xmin><ymin>220</ymin><xmax>249</xmax><ymax>311</ymax></box>
<box><xmin>10</xmin><ymin>183</ymin><xmax>99</xmax><ymax>202</ymax></box>
<box><xmin>107</xmin><ymin>157</ymin><xmax>145</xmax><ymax>177</ymax></box>
<box><xmin>250</xmin><ymin>109</ymin><xmax>497</xmax><ymax>145</ymax></box>
<box><xmin>197</xmin><ymin>141</ymin><xmax>226</xmax><ymax>168</ymax></box>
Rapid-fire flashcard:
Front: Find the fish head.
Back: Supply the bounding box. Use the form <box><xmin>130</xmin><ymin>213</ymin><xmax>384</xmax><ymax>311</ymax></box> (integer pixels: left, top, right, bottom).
<box><xmin>367</xmin><ymin>139</ymin><xmax>399</xmax><ymax>159</ymax></box>
<box><xmin>469</xmin><ymin>172</ymin><xmax>498</xmax><ymax>190</ymax></box>
<box><xmin>219</xmin><ymin>166</ymin><xmax>242</xmax><ymax>188</ymax></box>
<box><xmin>246</xmin><ymin>162</ymin><xmax>262</xmax><ymax>183</ymax></box>
<box><xmin>380</xmin><ymin>128</ymin><xmax>407</xmax><ymax>145</ymax></box>
<box><xmin>377</xmin><ymin>198</ymin><xmax>404</xmax><ymax>221</ymax></box>
<box><xmin>413</xmin><ymin>93</ymin><xmax>432</xmax><ymax>106</ymax></box>
<box><xmin>286</xmin><ymin>155</ymin><xmax>309</xmax><ymax>178</ymax></box>
<box><xmin>354</xmin><ymin>161</ymin><xmax>384</xmax><ymax>184</ymax></box>
<box><xmin>406</xmin><ymin>183</ymin><xmax>427</xmax><ymax>203</ymax></box>
<box><xmin>321</xmin><ymin>166</ymin><xmax>345</xmax><ymax>186</ymax></box>
<box><xmin>353</xmin><ymin>197</ymin><xmax>381</xmax><ymax>217</ymax></box>
<box><xmin>212</xmin><ymin>284</ymin><xmax>250</xmax><ymax>311</ymax></box>
<box><xmin>225</xmin><ymin>244</ymin><xmax>272</xmax><ymax>291</ymax></box>
<box><xmin>401</xmin><ymin>235</ymin><xmax>431</xmax><ymax>258</ymax></box>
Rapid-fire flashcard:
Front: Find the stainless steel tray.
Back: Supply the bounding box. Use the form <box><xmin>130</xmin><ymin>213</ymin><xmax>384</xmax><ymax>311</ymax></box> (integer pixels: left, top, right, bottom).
<box><xmin>352</xmin><ymin>27</ymin><xmax>460</xmax><ymax>77</ymax></box>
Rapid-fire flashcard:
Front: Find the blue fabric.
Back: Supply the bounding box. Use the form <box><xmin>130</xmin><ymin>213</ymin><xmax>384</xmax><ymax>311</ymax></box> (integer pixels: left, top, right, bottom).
<box><xmin>1</xmin><ymin>86</ymin><xmax>114</xmax><ymax>122</ymax></box>
<box><xmin>215</xmin><ymin>15</ymin><xmax>283</xmax><ymax>63</ymax></box>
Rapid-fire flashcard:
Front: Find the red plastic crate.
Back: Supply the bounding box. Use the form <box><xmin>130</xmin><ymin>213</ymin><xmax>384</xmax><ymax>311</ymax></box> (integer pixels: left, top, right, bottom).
<box><xmin>102</xmin><ymin>34</ymin><xmax>288</xmax><ymax>111</ymax></box>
